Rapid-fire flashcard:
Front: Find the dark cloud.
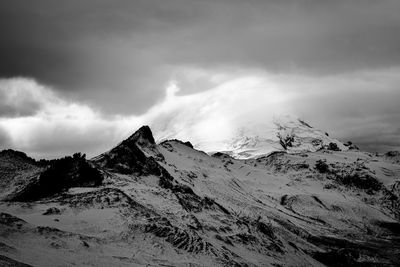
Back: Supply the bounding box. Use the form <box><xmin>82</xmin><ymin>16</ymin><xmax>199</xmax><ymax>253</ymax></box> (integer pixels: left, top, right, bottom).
<box><xmin>1</xmin><ymin>0</ymin><xmax>400</xmax><ymax>114</ymax></box>
<box><xmin>1</xmin><ymin>1</ymin><xmax>400</xmax><ymax>156</ymax></box>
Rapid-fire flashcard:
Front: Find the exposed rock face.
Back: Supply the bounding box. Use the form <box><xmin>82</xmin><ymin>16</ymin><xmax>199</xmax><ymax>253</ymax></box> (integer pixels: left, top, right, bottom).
<box><xmin>160</xmin><ymin>139</ymin><xmax>194</xmax><ymax>149</ymax></box>
<box><xmin>11</xmin><ymin>153</ymin><xmax>103</xmax><ymax>201</ymax></box>
<box><xmin>129</xmin><ymin>125</ymin><xmax>156</xmax><ymax>145</ymax></box>
<box><xmin>0</xmin><ymin>149</ymin><xmax>45</xmax><ymax>200</ymax></box>
<box><xmin>1</xmin><ymin>125</ymin><xmax>400</xmax><ymax>266</ymax></box>
<box><xmin>42</xmin><ymin>207</ymin><xmax>61</xmax><ymax>215</ymax></box>
<box><xmin>0</xmin><ymin>150</ymin><xmax>37</xmax><ymax>165</ymax></box>
<box><xmin>92</xmin><ymin>126</ymin><xmax>164</xmax><ymax>175</ymax></box>
<box><xmin>344</xmin><ymin>141</ymin><xmax>360</xmax><ymax>150</ymax></box>
<box><xmin>313</xmin><ymin>158</ymin><xmax>384</xmax><ymax>193</ymax></box>
<box><xmin>385</xmin><ymin>151</ymin><xmax>400</xmax><ymax>158</ymax></box>
<box><xmin>326</xmin><ymin>142</ymin><xmax>341</xmax><ymax>151</ymax></box>
<box><xmin>382</xmin><ymin>151</ymin><xmax>400</xmax><ymax>164</ymax></box>
<box><xmin>278</xmin><ymin>132</ymin><xmax>295</xmax><ymax>150</ymax></box>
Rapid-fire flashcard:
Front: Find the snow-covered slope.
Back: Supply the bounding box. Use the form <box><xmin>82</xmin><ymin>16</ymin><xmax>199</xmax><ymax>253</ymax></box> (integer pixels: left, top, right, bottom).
<box><xmin>212</xmin><ymin>116</ymin><xmax>348</xmax><ymax>159</ymax></box>
<box><xmin>0</xmin><ymin>125</ymin><xmax>399</xmax><ymax>266</ymax></box>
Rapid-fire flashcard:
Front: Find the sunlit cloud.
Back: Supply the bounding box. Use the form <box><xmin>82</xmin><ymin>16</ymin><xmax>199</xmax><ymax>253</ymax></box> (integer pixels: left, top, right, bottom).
<box><xmin>1</xmin><ymin>67</ymin><xmax>400</xmax><ymax>159</ymax></box>
<box><xmin>0</xmin><ymin>78</ymin><xmax>141</xmax><ymax>158</ymax></box>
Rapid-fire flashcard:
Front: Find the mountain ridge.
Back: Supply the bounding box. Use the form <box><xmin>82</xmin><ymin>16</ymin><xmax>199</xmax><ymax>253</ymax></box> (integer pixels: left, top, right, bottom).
<box><xmin>0</xmin><ymin>123</ymin><xmax>400</xmax><ymax>266</ymax></box>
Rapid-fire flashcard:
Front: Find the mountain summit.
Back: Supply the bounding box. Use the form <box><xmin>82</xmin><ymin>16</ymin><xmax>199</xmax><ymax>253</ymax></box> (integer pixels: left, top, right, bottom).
<box><xmin>92</xmin><ymin>125</ymin><xmax>164</xmax><ymax>175</ymax></box>
<box><xmin>126</xmin><ymin>125</ymin><xmax>156</xmax><ymax>145</ymax></box>
<box><xmin>206</xmin><ymin>116</ymin><xmax>348</xmax><ymax>159</ymax></box>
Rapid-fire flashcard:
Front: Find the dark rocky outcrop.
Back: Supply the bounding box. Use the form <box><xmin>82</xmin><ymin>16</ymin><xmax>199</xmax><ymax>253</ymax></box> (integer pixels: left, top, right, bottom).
<box><xmin>0</xmin><ymin>149</ymin><xmax>62</xmax><ymax>167</ymax></box>
<box><xmin>326</xmin><ymin>142</ymin><xmax>341</xmax><ymax>151</ymax></box>
<box><xmin>337</xmin><ymin>172</ymin><xmax>382</xmax><ymax>192</ymax></box>
<box><xmin>278</xmin><ymin>133</ymin><xmax>294</xmax><ymax>150</ymax></box>
<box><xmin>255</xmin><ymin>152</ymin><xmax>309</xmax><ymax>173</ymax></box>
<box><xmin>0</xmin><ymin>149</ymin><xmax>37</xmax><ymax>165</ymax></box>
<box><xmin>315</xmin><ymin>160</ymin><xmax>382</xmax><ymax>193</ymax></box>
<box><xmin>0</xmin><ymin>212</ymin><xmax>28</xmax><ymax>228</ymax></box>
<box><xmin>145</xmin><ymin>217</ymin><xmax>211</xmax><ymax>254</ymax></box>
<box><xmin>159</xmin><ymin>170</ymin><xmax>230</xmax><ymax>214</ymax></box>
<box><xmin>382</xmin><ymin>151</ymin><xmax>400</xmax><ymax>164</ymax></box>
<box><xmin>11</xmin><ymin>153</ymin><xmax>103</xmax><ymax>201</ymax></box>
<box><xmin>298</xmin><ymin>119</ymin><xmax>313</xmax><ymax>128</ymax></box>
<box><xmin>212</xmin><ymin>152</ymin><xmax>235</xmax><ymax>159</ymax></box>
<box><xmin>92</xmin><ymin>126</ymin><xmax>164</xmax><ymax>175</ymax></box>
<box><xmin>343</xmin><ymin>141</ymin><xmax>359</xmax><ymax>150</ymax></box>
<box><xmin>130</xmin><ymin>125</ymin><xmax>156</xmax><ymax>144</ymax></box>
<box><xmin>384</xmin><ymin>151</ymin><xmax>400</xmax><ymax>158</ymax></box>
<box><xmin>160</xmin><ymin>139</ymin><xmax>194</xmax><ymax>149</ymax></box>
<box><xmin>0</xmin><ymin>149</ymin><xmax>46</xmax><ymax>200</ymax></box>
<box><xmin>315</xmin><ymin>160</ymin><xmax>330</xmax><ymax>173</ymax></box>
<box><xmin>42</xmin><ymin>207</ymin><xmax>61</xmax><ymax>215</ymax></box>
<box><xmin>145</xmin><ymin>217</ymin><xmax>247</xmax><ymax>266</ymax></box>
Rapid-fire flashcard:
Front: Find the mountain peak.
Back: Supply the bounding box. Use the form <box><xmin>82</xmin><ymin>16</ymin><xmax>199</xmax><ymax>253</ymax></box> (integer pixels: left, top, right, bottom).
<box><xmin>92</xmin><ymin>125</ymin><xmax>163</xmax><ymax>174</ymax></box>
<box><xmin>127</xmin><ymin>125</ymin><xmax>155</xmax><ymax>145</ymax></box>
<box><xmin>213</xmin><ymin>116</ymin><xmax>347</xmax><ymax>159</ymax></box>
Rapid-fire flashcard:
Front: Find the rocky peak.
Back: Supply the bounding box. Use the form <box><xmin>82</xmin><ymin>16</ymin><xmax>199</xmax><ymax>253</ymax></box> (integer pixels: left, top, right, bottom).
<box><xmin>120</xmin><ymin>125</ymin><xmax>163</xmax><ymax>160</ymax></box>
<box><xmin>126</xmin><ymin>125</ymin><xmax>156</xmax><ymax>146</ymax></box>
<box><xmin>92</xmin><ymin>125</ymin><xmax>164</xmax><ymax>174</ymax></box>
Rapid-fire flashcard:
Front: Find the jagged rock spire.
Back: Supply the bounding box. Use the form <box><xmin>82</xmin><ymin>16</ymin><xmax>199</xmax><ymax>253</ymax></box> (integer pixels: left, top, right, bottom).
<box><xmin>127</xmin><ymin>125</ymin><xmax>156</xmax><ymax>145</ymax></box>
<box><xmin>92</xmin><ymin>125</ymin><xmax>163</xmax><ymax>174</ymax></box>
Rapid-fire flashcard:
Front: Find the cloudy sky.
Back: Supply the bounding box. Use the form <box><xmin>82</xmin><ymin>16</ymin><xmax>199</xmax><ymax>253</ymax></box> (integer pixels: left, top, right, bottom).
<box><xmin>0</xmin><ymin>0</ymin><xmax>400</xmax><ymax>158</ymax></box>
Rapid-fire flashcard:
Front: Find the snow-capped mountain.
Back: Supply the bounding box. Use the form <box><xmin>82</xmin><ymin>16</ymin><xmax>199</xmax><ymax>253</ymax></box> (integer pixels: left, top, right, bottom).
<box><xmin>207</xmin><ymin>115</ymin><xmax>348</xmax><ymax>159</ymax></box>
<box><xmin>0</xmin><ymin>124</ymin><xmax>399</xmax><ymax>266</ymax></box>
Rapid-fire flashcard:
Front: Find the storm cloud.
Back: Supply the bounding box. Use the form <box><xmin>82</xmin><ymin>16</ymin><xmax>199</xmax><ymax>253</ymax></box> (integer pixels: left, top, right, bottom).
<box><xmin>1</xmin><ymin>0</ymin><xmax>400</xmax><ymax>114</ymax></box>
<box><xmin>0</xmin><ymin>1</ymin><xmax>400</xmax><ymax>157</ymax></box>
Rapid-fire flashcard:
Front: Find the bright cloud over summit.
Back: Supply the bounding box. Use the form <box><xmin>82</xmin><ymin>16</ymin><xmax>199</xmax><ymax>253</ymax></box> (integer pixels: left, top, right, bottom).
<box><xmin>1</xmin><ymin>66</ymin><xmax>400</xmax><ymax>158</ymax></box>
